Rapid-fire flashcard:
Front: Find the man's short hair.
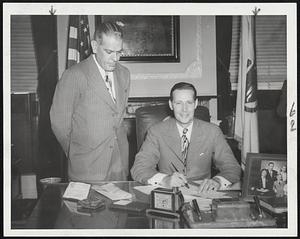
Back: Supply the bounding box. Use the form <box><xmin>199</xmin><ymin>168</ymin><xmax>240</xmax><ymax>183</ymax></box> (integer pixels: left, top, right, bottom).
<box><xmin>94</xmin><ymin>21</ymin><xmax>123</xmax><ymax>43</ymax></box>
<box><xmin>268</xmin><ymin>162</ymin><xmax>274</xmax><ymax>166</ymax></box>
<box><xmin>170</xmin><ymin>82</ymin><xmax>197</xmax><ymax>101</ymax></box>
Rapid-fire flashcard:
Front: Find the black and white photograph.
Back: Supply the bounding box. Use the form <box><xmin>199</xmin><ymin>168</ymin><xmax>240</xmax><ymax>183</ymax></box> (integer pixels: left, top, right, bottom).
<box><xmin>3</xmin><ymin>2</ymin><xmax>297</xmax><ymax>237</ymax></box>
<box><xmin>242</xmin><ymin>153</ymin><xmax>287</xmax><ymax>200</ymax></box>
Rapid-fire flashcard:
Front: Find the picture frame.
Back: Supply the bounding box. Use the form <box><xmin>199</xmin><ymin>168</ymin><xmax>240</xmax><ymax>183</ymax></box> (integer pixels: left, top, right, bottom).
<box><xmin>95</xmin><ymin>16</ymin><xmax>180</xmax><ymax>62</ymax></box>
<box><xmin>242</xmin><ymin>153</ymin><xmax>287</xmax><ymax>202</ymax></box>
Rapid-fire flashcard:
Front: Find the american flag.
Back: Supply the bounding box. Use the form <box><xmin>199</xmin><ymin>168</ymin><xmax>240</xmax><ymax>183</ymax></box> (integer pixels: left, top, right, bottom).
<box><xmin>66</xmin><ymin>15</ymin><xmax>92</xmax><ymax>69</ymax></box>
<box><xmin>234</xmin><ymin>16</ymin><xmax>259</xmax><ymax>169</ymax></box>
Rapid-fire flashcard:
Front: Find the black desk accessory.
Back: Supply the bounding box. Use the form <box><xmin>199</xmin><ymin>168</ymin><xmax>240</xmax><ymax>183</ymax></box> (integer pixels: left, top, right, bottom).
<box><xmin>182</xmin><ymin>198</ymin><xmax>276</xmax><ymax>228</ymax></box>
<box><xmin>146</xmin><ymin>187</ymin><xmax>184</xmax><ymax>219</ymax></box>
<box><xmin>192</xmin><ymin>199</ymin><xmax>202</xmax><ymax>221</ymax></box>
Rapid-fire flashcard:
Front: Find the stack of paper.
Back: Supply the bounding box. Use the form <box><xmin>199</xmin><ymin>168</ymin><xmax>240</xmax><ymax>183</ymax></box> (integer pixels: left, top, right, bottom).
<box><xmin>63</xmin><ymin>182</ymin><xmax>91</xmax><ymax>201</ymax></box>
<box><xmin>92</xmin><ymin>183</ymin><xmax>132</xmax><ymax>201</ymax></box>
<box><xmin>180</xmin><ymin>183</ymin><xmax>231</xmax><ymax>199</ymax></box>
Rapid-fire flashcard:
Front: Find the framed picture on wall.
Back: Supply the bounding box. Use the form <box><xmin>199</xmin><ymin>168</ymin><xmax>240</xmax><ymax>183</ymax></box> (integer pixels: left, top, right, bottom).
<box><xmin>95</xmin><ymin>16</ymin><xmax>180</xmax><ymax>62</ymax></box>
<box><xmin>242</xmin><ymin>153</ymin><xmax>287</xmax><ymax>202</ymax></box>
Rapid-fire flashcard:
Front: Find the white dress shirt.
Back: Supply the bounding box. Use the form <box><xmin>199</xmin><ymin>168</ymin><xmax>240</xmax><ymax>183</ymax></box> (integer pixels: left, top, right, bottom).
<box><xmin>148</xmin><ymin>121</ymin><xmax>232</xmax><ymax>189</ymax></box>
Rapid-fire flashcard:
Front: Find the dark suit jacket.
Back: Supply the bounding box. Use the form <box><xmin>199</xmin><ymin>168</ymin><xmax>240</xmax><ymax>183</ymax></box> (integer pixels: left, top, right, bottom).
<box><xmin>266</xmin><ymin>169</ymin><xmax>278</xmax><ymax>189</ymax></box>
<box><xmin>50</xmin><ymin>55</ymin><xmax>130</xmax><ymax>183</ymax></box>
<box><xmin>131</xmin><ymin>117</ymin><xmax>241</xmax><ymax>184</ymax></box>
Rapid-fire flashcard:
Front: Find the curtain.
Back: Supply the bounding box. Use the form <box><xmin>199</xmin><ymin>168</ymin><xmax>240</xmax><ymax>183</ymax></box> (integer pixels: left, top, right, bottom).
<box><xmin>31</xmin><ymin>15</ymin><xmax>65</xmax><ymax>181</ymax></box>
<box><xmin>216</xmin><ymin>16</ymin><xmax>233</xmax><ymax>120</ymax></box>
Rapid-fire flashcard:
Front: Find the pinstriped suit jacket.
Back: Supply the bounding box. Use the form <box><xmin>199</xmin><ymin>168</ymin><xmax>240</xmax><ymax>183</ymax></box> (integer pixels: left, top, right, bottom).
<box><xmin>131</xmin><ymin>117</ymin><xmax>241</xmax><ymax>184</ymax></box>
<box><xmin>50</xmin><ymin>55</ymin><xmax>130</xmax><ymax>183</ymax></box>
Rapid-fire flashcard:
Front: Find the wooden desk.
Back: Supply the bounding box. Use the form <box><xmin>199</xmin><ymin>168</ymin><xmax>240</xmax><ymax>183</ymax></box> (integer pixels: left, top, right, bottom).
<box><xmin>19</xmin><ymin>181</ymin><xmax>279</xmax><ymax>229</ymax></box>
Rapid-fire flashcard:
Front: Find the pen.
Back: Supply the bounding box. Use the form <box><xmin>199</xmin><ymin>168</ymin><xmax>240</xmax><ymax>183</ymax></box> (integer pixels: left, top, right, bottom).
<box><xmin>170</xmin><ymin>162</ymin><xmax>189</xmax><ymax>189</ymax></box>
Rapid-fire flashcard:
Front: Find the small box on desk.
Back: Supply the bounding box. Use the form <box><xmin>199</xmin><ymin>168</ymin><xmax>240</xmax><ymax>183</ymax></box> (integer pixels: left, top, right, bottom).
<box><xmin>212</xmin><ymin>199</ymin><xmax>250</xmax><ymax>222</ymax></box>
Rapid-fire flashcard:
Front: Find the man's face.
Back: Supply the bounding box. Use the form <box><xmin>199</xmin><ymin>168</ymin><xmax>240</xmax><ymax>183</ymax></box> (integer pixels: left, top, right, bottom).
<box><xmin>268</xmin><ymin>163</ymin><xmax>274</xmax><ymax>170</ymax></box>
<box><xmin>169</xmin><ymin>89</ymin><xmax>198</xmax><ymax>128</ymax></box>
<box><xmin>92</xmin><ymin>33</ymin><xmax>123</xmax><ymax>72</ymax></box>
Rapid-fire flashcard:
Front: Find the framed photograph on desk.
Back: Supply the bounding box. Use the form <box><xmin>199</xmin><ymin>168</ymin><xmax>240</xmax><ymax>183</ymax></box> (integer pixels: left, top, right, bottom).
<box><xmin>242</xmin><ymin>153</ymin><xmax>287</xmax><ymax>202</ymax></box>
<box><xmin>95</xmin><ymin>15</ymin><xmax>180</xmax><ymax>62</ymax></box>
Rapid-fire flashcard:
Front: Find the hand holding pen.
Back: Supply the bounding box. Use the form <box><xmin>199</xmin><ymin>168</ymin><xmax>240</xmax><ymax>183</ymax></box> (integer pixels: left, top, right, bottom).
<box><xmin>160</xmin><ymin>162</ymin><xmax>189</xmax><ymax>188</ymax></box>
<box><xmin>170</xmin><ymin>162</ymin><xmax>189</xmax><ymax>188</ymax></box>
<box><xmin>161</xmin><ymin>172</ymin><xmax>189</xmax><ymax>189</ymax></box>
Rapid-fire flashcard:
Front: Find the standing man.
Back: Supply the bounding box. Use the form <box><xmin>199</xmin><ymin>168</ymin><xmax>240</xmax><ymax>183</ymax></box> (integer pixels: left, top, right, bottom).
<box><xmin>266</xmin><ymin>162</ymin><xmax>278</xmax><ymax>190</ymax></box>
<box><xmin>50</xmin><ymin>22</ymin><xmax>130</xmax><ymax>183</ymax></box>
<box><xmin>131</xmin><ymin>82</ymin><xmax>241</xmax><ymax>192</ymax></box>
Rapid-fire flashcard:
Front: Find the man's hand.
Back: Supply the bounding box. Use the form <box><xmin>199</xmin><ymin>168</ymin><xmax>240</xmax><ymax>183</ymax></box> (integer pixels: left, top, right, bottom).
<box><xmin>198</xmin><ymin>178</ymin><xmax>221</xmax><ymax>193</ymax></box>
<box><xmin>160</xmin><ymin>172</ymin><xmax>188</xmax><ymax>188</ymax></box>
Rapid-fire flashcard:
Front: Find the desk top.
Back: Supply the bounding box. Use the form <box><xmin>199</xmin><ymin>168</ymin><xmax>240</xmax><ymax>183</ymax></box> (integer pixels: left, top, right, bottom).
<box><xmin>22</xmin><ymin>181</ymin><xmax>277</xmax><ymax>229</ymax></box>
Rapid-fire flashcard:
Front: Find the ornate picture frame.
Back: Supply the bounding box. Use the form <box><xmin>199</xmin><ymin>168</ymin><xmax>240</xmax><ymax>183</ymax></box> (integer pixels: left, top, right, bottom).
<box><xmin>95</xmin><ymin>15</ymin><xmax>180</xmax><ymax>62</ymax></box>
<box><xmin>242</xmin><ymin>153</ymin><xmax>287</xmax><ymax>202</ymax></box>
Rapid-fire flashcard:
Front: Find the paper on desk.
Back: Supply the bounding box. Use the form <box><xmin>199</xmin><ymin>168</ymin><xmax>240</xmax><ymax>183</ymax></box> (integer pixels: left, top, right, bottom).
<box><xmin>92</xmin><ymin>183</ymin><xmax>132</xmax><ymax>201</ymax></box>
<box><xmin>63</xmin><ymin>182</ymin><xmax>91</xmax><ymax>201</ymax></box>
<box><xmin>133</xmin><ymin>185</ymin><xmax>159</xmax><ymax>195</ymax></box>
<box><xmin>180</xmin><ymin>183</ymin><xmax>232</xmax><ymax>199</ymax></box>
<box><xmin>192</xmin><ymin>180</ymin><xmax>241</xmax><ymax>191</ymax></box>
<box><xmin>113</xmin><ymin>199</ymin><xmax>132</xmax><ymax>205</ymax></box>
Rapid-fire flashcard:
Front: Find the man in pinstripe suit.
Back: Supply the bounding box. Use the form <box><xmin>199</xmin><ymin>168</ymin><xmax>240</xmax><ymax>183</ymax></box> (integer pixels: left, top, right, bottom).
<box><xmin>50</xmin><ymin>22</ymin><xmax>130</xmax><ymax>183</ymax></box>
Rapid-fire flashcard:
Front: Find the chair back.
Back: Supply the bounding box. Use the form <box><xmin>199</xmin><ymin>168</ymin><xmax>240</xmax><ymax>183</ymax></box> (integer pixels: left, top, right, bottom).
<box><xmin>135</xmin><ymin>104</ymin><xmax>210</xmax><ymax>150</ymax></box>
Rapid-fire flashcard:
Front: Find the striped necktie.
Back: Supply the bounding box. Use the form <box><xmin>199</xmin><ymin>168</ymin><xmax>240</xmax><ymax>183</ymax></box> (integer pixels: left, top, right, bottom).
<box><xmin>181</xmin><ymin>128</ymin><xmax>189</xmax><ymax>174</ymax></box>
<box><xmin>105</xmin><ymin>74</ymin><xmax>116</xmax><ymax>103</ymax></box>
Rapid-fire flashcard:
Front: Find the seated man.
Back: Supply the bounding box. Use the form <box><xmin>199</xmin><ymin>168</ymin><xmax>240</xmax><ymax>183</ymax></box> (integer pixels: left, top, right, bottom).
<box><xmin>131</xmin><ymin>82</ymin><xmax>241</xmax><ymax>192</ymax></box>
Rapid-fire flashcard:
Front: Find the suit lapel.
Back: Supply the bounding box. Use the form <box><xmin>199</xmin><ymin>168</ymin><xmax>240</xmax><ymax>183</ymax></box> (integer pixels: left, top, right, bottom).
<box><xmin>162</xmin><ymin>118</ymin><xmax>184</xmax><ymax>164</ymax></box>
<box><xmin>113</xmin><ymin>65</ymin><xmax>126</xmax><ymax>112</ymax></box>
<box><xmin>187</xmin><ymin>119</ymin><xmax>206</xmax><ymax>162</ymax></box>
<box><xmin>84</xmin><ymin>55</ymin><xmax>118</xmax><ymax>112</ymax></box>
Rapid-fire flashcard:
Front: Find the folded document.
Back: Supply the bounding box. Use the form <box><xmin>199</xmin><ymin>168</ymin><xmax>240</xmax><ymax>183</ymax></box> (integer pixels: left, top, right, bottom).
<box><xmin>92</xmin><ymin>183</ymin><xmax>132</xmax><ymax>201</ymax></box>
<box><xmin>63</xmin><ymin>182</ymin><xmax>91</xmax><ymax>201</ymax></box>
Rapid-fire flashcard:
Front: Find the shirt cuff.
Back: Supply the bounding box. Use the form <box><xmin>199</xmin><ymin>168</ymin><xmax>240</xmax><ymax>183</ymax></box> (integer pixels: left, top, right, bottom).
<box><xmin>213</xmin><ymin>176</ymin><xmax>232</xmax><ymax>190</ymax></box>
<box><xmin>147</xmin><ymin>173</ymin><xmax>168</xmax><ymax>186</ymax></box>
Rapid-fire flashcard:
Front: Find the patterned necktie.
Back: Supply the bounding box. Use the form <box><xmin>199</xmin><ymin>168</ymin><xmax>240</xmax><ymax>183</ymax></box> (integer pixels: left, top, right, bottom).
<box><xmin>181</xmin><ymin>128</ymin><xmax>189</xmax><ymax>173</ymax></box>
<box><xmin>105</xmin><ymin>74</ymin><xmax>116</xmax><ymax>103</ymax></box>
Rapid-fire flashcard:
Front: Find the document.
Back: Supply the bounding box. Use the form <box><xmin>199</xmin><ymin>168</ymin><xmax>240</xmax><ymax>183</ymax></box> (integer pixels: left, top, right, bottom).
<box><xmin>133</xmin><ymin>185</ymin><xmax>159</xmax><ymax>195</ymax></box>
<box><xmin>92</xmin><ymin>183</ymin><xmax>132</xmax><ymax>201</ymax></box>
<box><xmin>181</xmin><ymin>183</ymin><xmax>231</xmax><ymax>199</ymax></box>
<box><xmin>113</xmin><ymin>199</ymin><xmax>132</xmax><ymax>205</ymax></box>
<box><xmin>192</xmin><ymin>180</ymin><xmax>241</xmax><ymax>191</ymax></box>
<box><xmin>63</xmin><ymin>182</ymin><xmax>91</xmax><ymax>201</ymax></box>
